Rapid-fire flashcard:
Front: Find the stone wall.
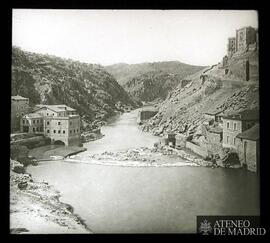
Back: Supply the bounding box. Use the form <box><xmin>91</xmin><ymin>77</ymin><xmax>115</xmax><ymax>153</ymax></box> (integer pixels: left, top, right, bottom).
<box><xmin>185</xmin><ymin>141</ymin><xmax>208</xmax><ymax>158</ymax></box>
<box><xmin>11</xmin><ymin>135</ymin><xmax>50</xmax><ymax>149</ymax></box>
<box><xmin>237</xmin><ymin>138</ymin><xmax>258</xmax><ymax>172</ymax></box>
<box><xmin>175</xmin><ymin>134</ymin><xmax>186</xmax><ymax>149</ymax></box>
<box><xmin>205</xmin><ymin>130</ymin><xmax>223</xmax><ymax>155</ymax></box>
<box><xmin>139</xmin><ymin>110</ymin><xmax>158</xmax><ymax>121</ymax></box>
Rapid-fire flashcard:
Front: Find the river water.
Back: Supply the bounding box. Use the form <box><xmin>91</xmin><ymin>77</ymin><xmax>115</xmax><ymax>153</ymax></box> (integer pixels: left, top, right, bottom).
<box><xmin>27</xmin><ymin>109</ymin><xmax>260</xmax><ymax>233</ymax></box>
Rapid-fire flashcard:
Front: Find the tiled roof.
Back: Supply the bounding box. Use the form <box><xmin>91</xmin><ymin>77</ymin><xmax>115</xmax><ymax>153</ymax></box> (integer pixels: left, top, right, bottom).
<box><xmin>222</xmin><ymin>109</ymin><xmax>259</xmax><ymax>121</ymax></box>
<box><xmin>11</xmin><ymin>95</ymin><xmax>29</xmax><ymax>101</ymax></box>
<box><xmin>23</xmin><ymin>113</ymin><xmax>43</xmax><ymax>119</ymax></box>
<box><xmin>236</xmin><ymin>124</ymin><xmax>259</xmax><ymax>141</ymax></box>
<box><xmin>205</xmin><ymin>109</ymin><xmax>223</xmax><ymax>116</ymax></box>
<box><xmin>208</xmin><ymin>126</ymin><xmax>223</xmax><ymax>134</ymax></box>
<box><xmin>34</xmin><ymin>104</ymin><xmax>76</xmax><ymax>112</ymax></box>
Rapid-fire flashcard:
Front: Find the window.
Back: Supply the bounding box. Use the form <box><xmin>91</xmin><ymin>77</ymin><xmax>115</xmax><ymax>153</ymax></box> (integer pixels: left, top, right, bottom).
<box><xmin>33</xmin><ymin>127</ymin><xmax>36</xmax><ymax>132</ymax></box>
<box><xmin>36</xmin><ymin>127</ymin><xmax>39</xmax><ymax>132</ymax></box>
<box><xmin>23</xmin><ymin>120</ymin><xmax>25</xmax><ymax>124</ymax></box>
<box><xmin>47</xmin><ymin>113</ymin><xmax>49</xmax><ymax>116</ymax></box>
<box><xmin>58</xmin><ymin>122</ymin><xmax>61</xmax><ymax>125</ymax></box>
<box><xmin>47</xmin><ymin>121</ymin><xmax>50</xmax><ymax>125</ymax></box>
<box><xmin>77</xmin><ymin>129</ymin><xmax>79</xmax><ymax>132</ymax></box>
<box><xmin>58</xmin><ymin>130</ymin><xmax>61</xmax><ymax>134</ymax></box>
<box><xmin>70</xmin><ymin>121</ymin><xmax>72</xmax><ymax>125</ymax></box>
<box><xmin>37</xmin><ymin>120</ymin><xmax>39</xmax><ymax>123</ymax></box>
<box><xmin>233</xmin><ymin>123</ymin><xmax>237</xmax><ymax>130</ymax></box>
<box><xmin>53</xmin><ymin>130</ymin><xmax>56</xmax><ymax>133</ymax></box>
<box><xmin>227</xmin><ymin>122</ymin><xmax>230</xmax><ymax>129</ymax></box>
<box><xmin>47</xmin><ymin>129</ymin><xmax>50</xmax><ymax>133</ymax></box>
<box><xmin>63</xmin><ymin>130</ymin><xmax>65</xmax><ymax>134</ymax></box>
<box><xmin>74</xmin><ymin>129</ymin><xmax>76</xmax><ymax>133</ymax></box>
<box><xmin>53</xmin><ymin>113</ymin><xmax>54</xmax><ymax>116</ymax></box>
<box><xmin>70</xmin><ymin>130</ymin><xmax>72</xmax><ymax>134</ymax></box>
<box><xmin>227</xmin><ymin>136</ymin><xmax>229</xmax><ymax>144</ymax></box>
<box><xmin>33</xmin><ymin>120</ymin><xmax>35</xmax><ymax>124</ymax></box>
<box><xmin>233</xmin><ymin>137</ymin><xmax>236</xmax><ymax>145</ymax></box>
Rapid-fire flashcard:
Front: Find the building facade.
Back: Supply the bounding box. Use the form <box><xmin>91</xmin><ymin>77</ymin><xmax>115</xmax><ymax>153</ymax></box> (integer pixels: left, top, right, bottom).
<box><xmin>20</xmin><ymin>104</ymin><xmax>81</xmax><ymax>146</ymax></box>
<box><xmin>137</xmin><ymin>108</ymin><xmax>158</xmax><ymax>124</ymax></box>
<box><xmin>236</xmin><ymin>26</ymin><xmax>257</xmax><ymax>52</ymax></box>
<box><xmin>227</xmin><ymin>37</ymin><xmax>236</xmax><ymax>58</ymax></box>
<box><xmin>222</xmin><ymin>110</ymin><xmax>259</xmax><ymax>149</ymax></box>
<box><xmin>21</xmin><ymin>113</ymin><xmax>44</xmax><ymax>134</ymax></box>
<box><xmin>204</xmin><ymin>110</ymin><xmax>223</xmax><ymax>124</ymax></box>
<box><xmin>236</xmin><ymin>124</ymin><xmax>259</xmax><ymax>172</ymax></box>
<box><xmin>11</xmin><ymin>95</ymin><xmax>29</xmax><ymax>131</ymax></box>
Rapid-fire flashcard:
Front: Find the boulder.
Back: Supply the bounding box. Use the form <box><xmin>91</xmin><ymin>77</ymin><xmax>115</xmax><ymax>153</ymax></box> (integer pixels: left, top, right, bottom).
<box><xmin>13</xmin><ymin>165</ymin><xmax>25</xmax><ymax>174</ymax></box>
<box><xmin>18</xmin><ymin>181</ymin><xmax>28</xmax><ymax>190</ymax></box>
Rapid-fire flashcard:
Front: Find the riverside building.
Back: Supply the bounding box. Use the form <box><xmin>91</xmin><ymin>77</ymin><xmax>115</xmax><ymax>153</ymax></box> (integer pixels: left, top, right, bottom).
<box><xmin>20</xmin><ymin>104</ymin><xmax>81</xmax><ymax>146</ymax></box>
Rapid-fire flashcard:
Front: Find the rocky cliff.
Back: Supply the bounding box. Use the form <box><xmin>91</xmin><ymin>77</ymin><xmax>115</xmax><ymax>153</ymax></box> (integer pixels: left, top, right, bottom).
<box><xmin>12</xmin><ymin>47</ymin><xmax>139</xmax><ymax>130</ymax></box>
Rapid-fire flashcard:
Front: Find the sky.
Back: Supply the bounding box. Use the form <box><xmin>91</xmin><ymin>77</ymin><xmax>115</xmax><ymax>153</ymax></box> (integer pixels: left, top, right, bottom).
<box><xmin>12</xmin><ymin>10</ymin><xmax>258</xmax><ymax>66</ymax></box>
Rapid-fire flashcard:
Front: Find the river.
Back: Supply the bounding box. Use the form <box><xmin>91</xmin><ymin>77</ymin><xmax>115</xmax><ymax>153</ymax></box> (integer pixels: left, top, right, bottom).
<box><xmin>27</xmin><ymin>109</ymin><xmax>260</xmax><ymax>233</ymax></box>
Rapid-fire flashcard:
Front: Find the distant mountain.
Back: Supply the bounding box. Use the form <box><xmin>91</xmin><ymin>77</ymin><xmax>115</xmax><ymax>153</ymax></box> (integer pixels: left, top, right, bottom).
<box><xmin>12</xmin><ymin>47</ymin><xmax>138</xmax><ymax>128</ymax></box>
<box><xmin>105</xmin><ymin>61</ymin><xmax>206</xmax><ymax>86</ymax></box>
<box><xmin>105</xmin><ymin>61</ymin><xmax>206</xmax><ymax>102</ymax></box>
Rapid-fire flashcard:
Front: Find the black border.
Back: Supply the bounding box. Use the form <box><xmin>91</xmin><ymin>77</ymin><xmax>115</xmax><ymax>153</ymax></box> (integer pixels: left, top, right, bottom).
<box><xmin>2</xmin><ymin>0</ymin><xmax>270</xmax><ymax>242</ymax></box>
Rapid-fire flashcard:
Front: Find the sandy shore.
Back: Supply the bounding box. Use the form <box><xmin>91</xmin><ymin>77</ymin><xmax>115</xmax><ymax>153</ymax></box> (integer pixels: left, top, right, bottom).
<box><xmin>10</xmin><ymin>159</ymin><xmax>92</xmax><ymax>234</ymax></box>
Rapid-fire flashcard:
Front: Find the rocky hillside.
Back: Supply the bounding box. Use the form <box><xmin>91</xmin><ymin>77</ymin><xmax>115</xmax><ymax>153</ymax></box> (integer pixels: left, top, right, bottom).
<box><xmin>105</xmin><ymin>61</ymin><xmax>206</xmax><ymax>102</ymax></box>
<box><xmin>123</xmin><ymin>71</ymin><xmax>184</xmax><ymax>102</ymax></box>
<box><xmin>141</xmin><ymin>50</ymin><xmax>259</xmax><ymax>138</ymax></box>
<box><xmin>12</xmin><ymin>47</ymin><xmax>139</xmax><ymax>129</ymax></box>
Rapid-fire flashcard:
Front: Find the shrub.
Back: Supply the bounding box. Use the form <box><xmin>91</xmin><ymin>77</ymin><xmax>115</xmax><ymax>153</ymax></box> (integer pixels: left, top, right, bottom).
<box><xmin>10</xmin><ymin>145</ymin><xmax>29</xmax><ymax>161</ymax></box>
<box><xmin>222</xmin><ymin>151</ymin><xmax>240</xmax><ymax>166</ymax></box>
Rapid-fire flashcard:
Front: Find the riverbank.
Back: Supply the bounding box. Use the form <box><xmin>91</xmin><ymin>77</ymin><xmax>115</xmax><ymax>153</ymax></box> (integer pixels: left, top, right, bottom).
<box><xmin>10</xmin><ymin>159</ymin><xmax>92</xmax><ymax>234</ymax></box>
<box><xmin>29</xmin><ymin>145</ymin><xmax>87</xmax><ymax>161</ymax></box>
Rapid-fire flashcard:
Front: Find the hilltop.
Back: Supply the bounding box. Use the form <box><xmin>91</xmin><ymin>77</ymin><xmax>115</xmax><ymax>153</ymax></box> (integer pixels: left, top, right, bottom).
<box><xmin>12</xmin><ymin>47</ymin><xmax>139</xmax><ymax>129</ymax></box>
<box><xmin>105</xmin><ymin>61</ymin><xmax>206</xmax><ymax>86</ymax></box>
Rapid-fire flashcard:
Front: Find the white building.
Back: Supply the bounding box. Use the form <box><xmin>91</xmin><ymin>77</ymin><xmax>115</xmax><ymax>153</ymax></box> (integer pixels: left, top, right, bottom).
<box><xmin>21</xmin><ymin>104</ymin><xmax>81</xmax><ymax>146</ymax></box>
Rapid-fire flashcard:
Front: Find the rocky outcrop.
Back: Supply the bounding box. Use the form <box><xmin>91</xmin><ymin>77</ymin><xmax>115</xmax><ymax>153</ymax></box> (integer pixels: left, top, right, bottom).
<box><xmin>10</xmin><ymin>159</ymin><xmax>92</xmax><ymax>234</ymax></box>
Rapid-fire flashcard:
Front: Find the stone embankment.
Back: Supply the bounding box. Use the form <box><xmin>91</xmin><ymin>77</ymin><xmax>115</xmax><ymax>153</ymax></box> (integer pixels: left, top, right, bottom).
<box><xmin>10</xmin><ymin>159</ymin><xmax>92</xmax><ymax>234</ymax></box>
